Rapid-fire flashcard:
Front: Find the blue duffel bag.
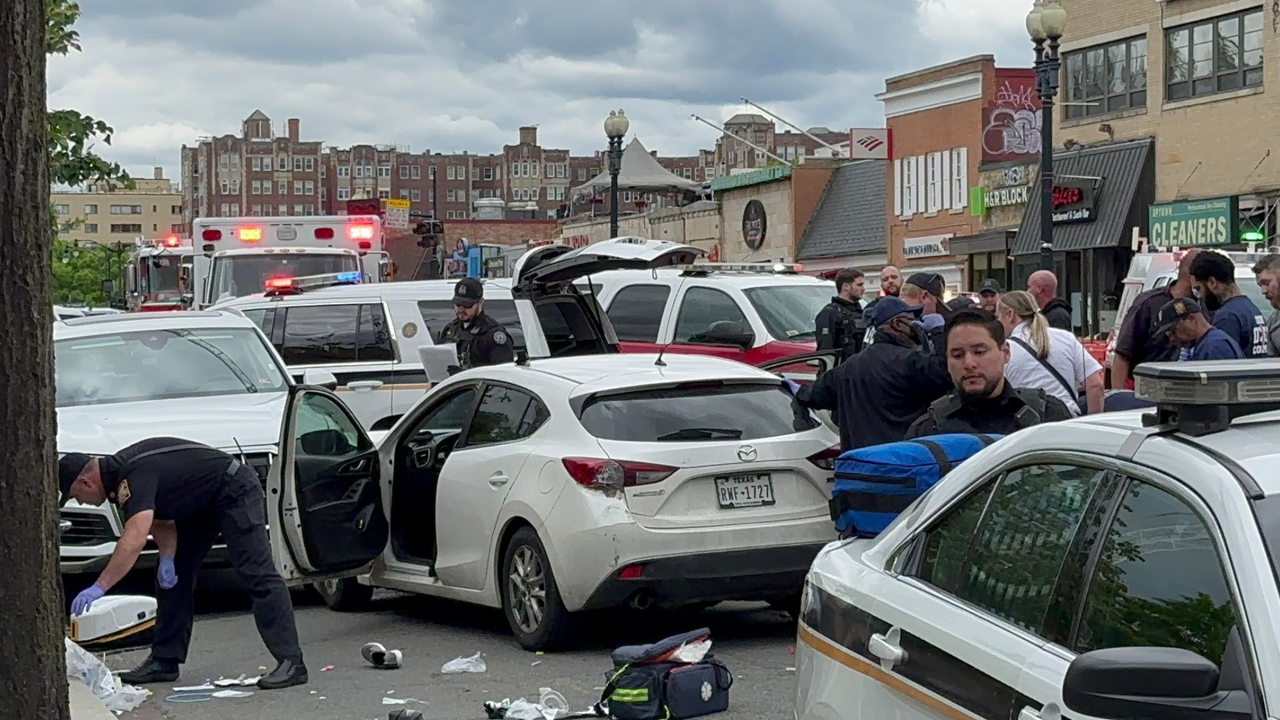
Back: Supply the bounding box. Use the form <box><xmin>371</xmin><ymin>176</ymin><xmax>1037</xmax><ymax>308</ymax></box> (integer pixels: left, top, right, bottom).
<box><xmin>830</xmin><ymin>434</ymin><xmax>1002</xmax><ymax>538</ymax></box>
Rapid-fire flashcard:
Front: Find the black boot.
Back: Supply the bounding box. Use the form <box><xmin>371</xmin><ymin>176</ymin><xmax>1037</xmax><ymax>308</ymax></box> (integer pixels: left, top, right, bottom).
<box><xmin>257</xmin><ymin>658</ymin><xmax>308</xmax><ymax>690</ymax></box>
<box><xmin>119</xmin><ymin>656</ymin><xmax>180</xmax><ymax>685</ymax></box>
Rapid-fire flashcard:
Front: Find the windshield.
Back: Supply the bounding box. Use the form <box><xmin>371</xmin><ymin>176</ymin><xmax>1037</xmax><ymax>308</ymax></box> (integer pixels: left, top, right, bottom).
<box><xmin>578</xmin><ymin>381</ymin><xmax>819</xmax><ymax>442</ymax></box>
<box><xmin>56</xmin><ymin>328</ymin><xmax>289</xmax><ymax>407</ymax></box>
<box><xmin>144</xmin><ymin>255</ymin><xmax>184</xmax><ymax>298</ymax></box>
<box><xmin>743</xmin><ymin>285</ymin><xmax>833</xmax><ymax>341</ymax></box>
<box><xmin>209</xmin><ymin>254</ymin><xmax>359</xmax><ymax>303</ymax></box>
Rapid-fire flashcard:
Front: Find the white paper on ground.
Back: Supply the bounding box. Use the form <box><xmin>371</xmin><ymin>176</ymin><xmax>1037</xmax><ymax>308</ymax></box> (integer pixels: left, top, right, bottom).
<box><xmin>382</xmin><ymin>697</ymin><xmax>425</xmax><ymax>705</ymax></box>
<box><xmin>212</xmin><ymin>690</ymin><xmax>254</xmax><ymax>698</ymax></box>
<box><xmin>173</xmin><ymin>683</ymin><xmax>216</xmax><ymax>692</ymax></box>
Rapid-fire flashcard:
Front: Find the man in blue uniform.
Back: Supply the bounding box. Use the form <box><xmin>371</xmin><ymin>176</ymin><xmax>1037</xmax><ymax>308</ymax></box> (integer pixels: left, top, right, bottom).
<box><xmin>1157</xmin><ymin>297</ymin><xmax>1245</xmax><ymax>361</ymax></box>
<box><xmin>1190</xmin><ymin>251</ymin><xmax>1269</xmax><ymax>357</ymax></box>
<box><xmin>60</xmin><ymin>440</ymin><xmax>307</xmax><ymax>689</ymax></box>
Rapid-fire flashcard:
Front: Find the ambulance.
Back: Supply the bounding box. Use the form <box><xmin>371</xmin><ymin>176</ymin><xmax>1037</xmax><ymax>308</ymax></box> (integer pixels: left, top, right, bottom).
<box><xmin>192</xmin><ymin>215</ymin><xmax>391</xmax><ymax>309</ymax></box>
<box><xmin>125</xmin><ymin>235</ymin><xmax>201</xmax><ymax>312</ymax></box>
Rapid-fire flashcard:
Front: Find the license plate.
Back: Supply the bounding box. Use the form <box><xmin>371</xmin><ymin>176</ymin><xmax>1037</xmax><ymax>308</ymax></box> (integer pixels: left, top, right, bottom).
<box><xmin>715</xmin><ymin>474</ymin><xmax>775</xmax><ymax>509</ymax></box>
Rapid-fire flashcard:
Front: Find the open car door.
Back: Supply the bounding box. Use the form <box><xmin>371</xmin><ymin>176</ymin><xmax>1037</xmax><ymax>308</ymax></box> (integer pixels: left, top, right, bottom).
<box><xmin>757</xmin><ymin>350</ymin><xmax>841</xmax><ymax>385</ymax></box>
<box><xmin>267</xmin><ymin>385</ymin><xmax>388</xmax><ymax>585</ymax></box>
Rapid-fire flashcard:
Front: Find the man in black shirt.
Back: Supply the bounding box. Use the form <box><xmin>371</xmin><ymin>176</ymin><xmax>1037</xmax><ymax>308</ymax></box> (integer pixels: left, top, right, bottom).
<box><xmin>907</xmin><ymin>308</ymin><xmax>1073</xmax><ymax>438</ymax></box>
<box><xmin>1111</xmin><ymin>249</ymin><xmax>1203</xmax><ymax>388</ymax></box>
<box><xmin>792</xmin><ymin>296</ymin><xmax>952</xmax><ymax>450</ymax></box>
<box><xmin>60</xmin><ymin>439</ymin><xmax>307</xmax><ymax>689</ymax></box>
<box><xmin>1027</xmin><ymin>270</ymin><xmax>1074</xmax><ymax>332</ymax></box>
<box><xmin>815</xmin><ymin>267</ymin><xmax>866</xmax><ymax>360</ymax></box>
<box><xmin>437</xmin><ymin>277</ymin><xmax>516</xmax><ymax>372</ymax></box>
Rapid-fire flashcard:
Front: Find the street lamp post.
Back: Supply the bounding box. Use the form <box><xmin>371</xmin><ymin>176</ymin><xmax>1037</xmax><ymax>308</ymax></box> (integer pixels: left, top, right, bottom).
<box><xmin>603</xmin><ymin>109</ymin><xmax>629</xmax><ymax>239</ymax></box>
<box><xmin>1027</xmin><ymin>0</ymin><xmax>1067</xmax><ymax>272</ymax></box>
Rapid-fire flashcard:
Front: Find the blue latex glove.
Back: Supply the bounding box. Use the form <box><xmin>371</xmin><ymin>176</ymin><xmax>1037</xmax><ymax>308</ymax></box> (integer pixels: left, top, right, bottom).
<box><xmin>919</xmin><ymin>314</ymin><xmax>945</xmax><ymax>331</ymax></box>
<box><xmin>783</xmin><ymin>379</ymin><xmax>802</xmax><ymax>395</ymax></box>
<box><xmin>157</xmin><ymin>555</ymin><xmax>178</xmax><ymax>590</ymax></box>
<box><xmin>71</xmin><ymin>584</ymin><xmax>105</xmax><ymax>616</ymax></box>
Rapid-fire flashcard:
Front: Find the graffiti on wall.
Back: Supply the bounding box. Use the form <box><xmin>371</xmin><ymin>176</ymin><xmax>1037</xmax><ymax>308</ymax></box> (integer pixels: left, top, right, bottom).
<box><xmin>982</xmin><ymin>70</ymin><xmax>1043</xmax><ymax>164</ymax></box>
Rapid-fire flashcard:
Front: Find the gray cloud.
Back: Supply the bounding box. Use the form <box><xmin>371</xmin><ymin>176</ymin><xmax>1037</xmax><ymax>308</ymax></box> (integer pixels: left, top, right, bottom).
<box><xmin>57</xmin><ymin>0</ymin><xmax>1034</xmax><ymax>180</ymax></box>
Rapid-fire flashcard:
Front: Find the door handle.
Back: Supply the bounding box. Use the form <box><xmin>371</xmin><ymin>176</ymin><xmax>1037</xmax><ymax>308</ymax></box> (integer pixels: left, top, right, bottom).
<box><xmin>346</xmin><ymin>380</ymin><xmax>384</xmax><ymax>392</ymax></box>
<box><xmin>488</xmin><ymin>473</ymin><xmax>510</xmax><ymax>488</ymax></box>
<box><xmin>868</xmin><ymin>627</ymin><xmax>904</xmax><ymax>671</ymax></box>
<box><xmin>1019</xmin><ymin>704</ymin><xmax>1061</xmax><ymax>720</ymax></box>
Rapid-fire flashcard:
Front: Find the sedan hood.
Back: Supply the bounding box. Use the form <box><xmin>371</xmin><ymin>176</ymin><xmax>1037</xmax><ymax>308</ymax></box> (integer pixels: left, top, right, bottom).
<box><xmin>58</xmin><ymin>392</ymin><xmax>288</xmax><ymax>454</ymax></box>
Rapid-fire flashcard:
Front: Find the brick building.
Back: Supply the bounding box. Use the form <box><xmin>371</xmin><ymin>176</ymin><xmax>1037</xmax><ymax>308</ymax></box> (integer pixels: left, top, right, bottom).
<box><xmin>712</xmin><ymin>114</ymin><xmax>848</xmax><ymax>176</ymax></box>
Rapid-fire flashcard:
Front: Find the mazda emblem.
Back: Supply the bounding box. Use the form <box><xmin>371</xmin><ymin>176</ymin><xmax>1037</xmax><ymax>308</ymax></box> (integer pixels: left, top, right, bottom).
<box><xmin>737</xmin><ymin>445</ymin><xmax>757</xmax><ymax>462</ymax></box>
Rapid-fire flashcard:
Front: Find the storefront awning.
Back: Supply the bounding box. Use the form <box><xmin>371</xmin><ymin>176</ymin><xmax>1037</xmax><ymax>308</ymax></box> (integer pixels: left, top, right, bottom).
<box><xmin>1011</xmin><ymin>138</ymin><xmax>1154</xmax><ymax>255</ymax></box>
<box><xmin>950</xmin><ymin>229</ymin><xmax>1012</xmax><ymax>256</ymax></box>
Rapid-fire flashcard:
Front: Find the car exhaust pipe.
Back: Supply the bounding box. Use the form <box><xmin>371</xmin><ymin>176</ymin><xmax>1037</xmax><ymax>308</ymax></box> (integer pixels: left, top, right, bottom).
<box><xmin>628</xmin><ymin>592</ymin><xmax>655</xmax><ymax>611</ymax></box>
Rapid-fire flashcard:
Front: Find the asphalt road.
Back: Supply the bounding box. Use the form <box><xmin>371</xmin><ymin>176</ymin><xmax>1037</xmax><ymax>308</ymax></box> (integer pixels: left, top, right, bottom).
<box><xmin>82</xmin><ymin>570</ymin><xmax>801</xmax><ymax>720</ymax></box>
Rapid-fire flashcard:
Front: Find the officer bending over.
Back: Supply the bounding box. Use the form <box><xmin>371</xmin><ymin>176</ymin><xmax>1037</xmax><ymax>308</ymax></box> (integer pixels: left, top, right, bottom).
<box><xmin>907</xmin><ymin>308</ymin><xmax>1073</xmax><ymax>438</ymax></box>
<box><xmin>437</xmin><ymin>277</ymin><xmax>515</xmax><ymax>372</ymax></box>
<box><xmin>60</xmin><ymin>439</ymin><xmax>307</xmax><ymax>689</ymax></box>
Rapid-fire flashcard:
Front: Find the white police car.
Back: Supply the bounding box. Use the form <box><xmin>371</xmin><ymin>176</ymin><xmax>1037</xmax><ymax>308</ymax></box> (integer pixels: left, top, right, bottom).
<box><xmin>55</xmin><ymin>310</ymin><xmax>337</xmax><ymax>575</ymax></box>
<box><xmin>795</xmin><ymin>359</ymin><xmax>1280</xmax><ymax>720</ymax></box>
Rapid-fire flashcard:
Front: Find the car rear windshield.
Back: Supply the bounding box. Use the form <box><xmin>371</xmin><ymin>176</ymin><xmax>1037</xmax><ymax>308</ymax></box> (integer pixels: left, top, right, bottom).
<box><xmin>578</xmin><ymin>381</ymin><xmax>820</xmax><ymax>442</ymax></box>
<box><xmin>743</xmin><ymin>285</ymin><xmax>831</xmax><ymax>342</ymax></box>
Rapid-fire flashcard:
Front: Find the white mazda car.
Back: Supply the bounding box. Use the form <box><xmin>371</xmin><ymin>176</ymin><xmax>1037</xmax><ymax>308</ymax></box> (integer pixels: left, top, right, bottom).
<box><xmin>266</xmin><ymin>352</ymin><xmax>841</xmax><ymax>650</ymax></box>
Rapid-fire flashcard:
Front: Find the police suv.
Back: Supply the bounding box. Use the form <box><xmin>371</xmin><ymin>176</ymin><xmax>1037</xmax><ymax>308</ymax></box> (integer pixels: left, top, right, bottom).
<box><xmin>213</xmin><ymin>237</ymin><xmax>704</xmax><ymax>430</ymax></box>
<box><xmin>55</xmin><ymin>310</ymin><xmax>338</xmax><ymax>575</ymax></box>
<box><xmin>795</xmin><ymin>359</ymin><xmax>1280</xmax><ymax>720</ymax></box>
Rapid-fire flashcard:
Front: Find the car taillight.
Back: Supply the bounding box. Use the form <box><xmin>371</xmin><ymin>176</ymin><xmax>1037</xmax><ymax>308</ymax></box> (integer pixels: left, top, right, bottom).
<box><xmin>358</xmin><ymin>241</ymin><xmax>372</xmax><ymax>250</ymax></box>
<box><xmin>349</xmin><ymin>224</ymin><xmax>374</xmax><ymax>240</ymax></box>
<box><xmin>562</xmin><ymin>458</ymin><xmax>676</xmax><ymax>489</ymax></box>
<box><xmin>807</xmin><ymin>445</ymin><xmax>841</xmax><ymax>471</ymax></box>
<box><xmin>202</xmin><ymin>229</ymin><xmax>222</xmax><ymax>241</ymax></box>
<box><xmin>314</xmin><ymin>227</ymin><xmax>335</xmax><ymax>240</ymax></box>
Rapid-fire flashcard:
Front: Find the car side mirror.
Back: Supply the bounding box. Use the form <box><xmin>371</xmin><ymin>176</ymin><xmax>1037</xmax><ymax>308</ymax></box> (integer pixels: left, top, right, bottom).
<box><xmin>1063</xmin><ymin>647</ymin><xmax>1253</xmax><ymax>720</ymax></box>
<box><xmin>703</xmin><ymin>320</ymin><xmax>755</xmax><ymax>350</ymax></box>
<box><xmin>180</xmin><ymin>293</ymin><xmax>194</xmax><ymax>307</ymax></box>
<box><xmin>302</xmin><ymin>369</ymin><xmax>339</xmax><ymax>391</ymax></box>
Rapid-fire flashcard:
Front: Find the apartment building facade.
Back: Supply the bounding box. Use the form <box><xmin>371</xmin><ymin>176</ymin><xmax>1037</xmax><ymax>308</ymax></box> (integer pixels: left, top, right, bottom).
<box><xmin>54</xmin><ymin>167</ymin><xmax>183</xmax><ymax>246</ymax></box>
<box><xmin>1051</xmin><ymin>0</ymin><xmax>1276</xmax><ymax>247</ymax></box>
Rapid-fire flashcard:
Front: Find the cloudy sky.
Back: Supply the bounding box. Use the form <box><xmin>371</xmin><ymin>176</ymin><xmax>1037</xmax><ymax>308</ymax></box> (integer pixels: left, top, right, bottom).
<box><xmin>49</xmin><ymin>0</ymin><xmax>1035</xmax><ymax>182</ymax></box>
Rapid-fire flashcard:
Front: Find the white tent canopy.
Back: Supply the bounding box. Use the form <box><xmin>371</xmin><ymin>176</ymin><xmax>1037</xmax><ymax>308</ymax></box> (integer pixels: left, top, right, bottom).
<box><xmin>571</xmin><ymin>137</ymin><xmax>702</xmax><ymax>200</ymax></box>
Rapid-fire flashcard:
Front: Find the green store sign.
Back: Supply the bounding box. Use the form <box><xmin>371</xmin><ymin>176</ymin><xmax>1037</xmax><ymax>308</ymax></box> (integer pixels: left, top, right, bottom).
<box><xmin>1148</xmin><ymin>196</ymin><xmax>1238</xmax><ymax>248</ymax></box>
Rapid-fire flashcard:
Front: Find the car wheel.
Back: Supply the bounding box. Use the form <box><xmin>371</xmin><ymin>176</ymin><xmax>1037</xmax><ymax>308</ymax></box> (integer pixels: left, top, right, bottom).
<box><xmin>501</xmin><ymin>528</ymin><xmax>576</xmax><ymax>651</ymax></box>
<box><xmin>312</xmin><ymin>577</ymin><xmax>373</xmax><ymax>612</ymax></box>
<box><xmin>770</xmin><ymin>594</ymin><xmax>801</xmax><ymax>622</ymax></box>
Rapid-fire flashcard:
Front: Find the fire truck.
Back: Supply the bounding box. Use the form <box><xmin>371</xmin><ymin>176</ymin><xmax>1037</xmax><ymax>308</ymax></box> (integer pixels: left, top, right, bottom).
<box><xmin>125</xmin><ymin>235</ymin><xmax>201</xmax><ymax>312</ymax></box>
<box><xmin>192</xmin><ymin>215</ymin><xmax>390</xmax><ymax>309</ymax></box>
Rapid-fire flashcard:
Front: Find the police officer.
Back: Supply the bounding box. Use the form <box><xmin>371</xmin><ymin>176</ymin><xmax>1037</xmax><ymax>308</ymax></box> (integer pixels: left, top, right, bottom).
<box><xmin>815</xmin><ymin>268</ymin><xmax>866</xmax><ymax>360</ymax></box>
<box><xmin>59</xmin><ymin>439</ymin><xmax>307</xmax><ymax>689</ymax></box>
<box><xmin>906</xmin><ymin>308</ymin><xmax>1073</xmax><ymax>438</ymax></box>
<box><xmin>437</xmin><ymin>277</ymin><xmax>515</xmax><ymax>372</ymax></box>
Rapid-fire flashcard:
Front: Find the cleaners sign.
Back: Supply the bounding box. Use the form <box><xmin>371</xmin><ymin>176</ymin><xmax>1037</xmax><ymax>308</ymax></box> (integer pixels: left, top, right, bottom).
<box><xmin>1148</xmin><ymin>196</ymin><xmax>1238</xmax><ymax>247</ymax></box>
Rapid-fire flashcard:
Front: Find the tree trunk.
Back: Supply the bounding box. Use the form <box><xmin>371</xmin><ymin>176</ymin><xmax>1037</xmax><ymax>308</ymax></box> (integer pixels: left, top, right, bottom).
<box><xmin>0</xmin><ymin>1</ymin><xmax>66</xmax><ymax>719</ymax></box>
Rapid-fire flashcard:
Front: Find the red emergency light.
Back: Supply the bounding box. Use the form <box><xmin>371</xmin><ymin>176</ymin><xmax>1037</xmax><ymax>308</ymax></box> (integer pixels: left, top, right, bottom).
<box><xmin>202</xmin><ymin>229</ymin><xmax>222</xmax><ymax>241</ymax></box>
<box><xmin>348</xmin><ymin>224</ymin><xmax>375</xmax><ymax>241</ymax></box>
<box><xmin>163</xmin><ymin>234</ymin><xmax>181</xmax><ymax>247</ymax></box>
<box><xmin>265</xmin><ymin>276</ymin><xmax>294</xmax><ymax>290</ymax></box>
<box><xmin>240</xmin><ymin>227</ymin><xmax>263</xmax><ymax>242</ymax></box>
<box><xmin>314</xmin><ymin>228</ymin><xmax>335</xmax><ymax>240</ymax></box>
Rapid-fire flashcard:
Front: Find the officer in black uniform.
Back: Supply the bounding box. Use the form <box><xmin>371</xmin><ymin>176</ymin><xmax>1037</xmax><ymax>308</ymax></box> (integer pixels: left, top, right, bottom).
<box><xmin>906</xmin><ymin>308</ymin><xmax>1073</xmax><ymax>438</ymax></box>
<box><xmin>59</xmin><ymin>439</ymin><xmax>307</xmax><ymax>689</ymax></box>
<box><xmin>815</xmin><ymin>268</ymin><xmax>867</xmax><ymax>360</ymax></box>
<box><xmin>436</xmin><ymin>277</ymin><xmax>515</xmax><ymax>373</ymax></box>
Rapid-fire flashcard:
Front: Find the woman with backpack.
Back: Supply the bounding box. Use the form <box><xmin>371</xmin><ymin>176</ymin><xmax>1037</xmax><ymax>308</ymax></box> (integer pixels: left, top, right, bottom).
<box><xmin>996</xmin><ymin>290</ymin><xmax>1104</xmax><ymax>416</ymax></box>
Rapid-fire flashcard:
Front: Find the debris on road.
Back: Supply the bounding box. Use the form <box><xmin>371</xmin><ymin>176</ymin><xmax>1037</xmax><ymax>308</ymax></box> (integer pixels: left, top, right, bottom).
<box><xmin>65</xmin><ymin>638</ymin><xmax>149</xmax><ymax>713</ymax></box>
<box><xmin>321</xmin><ymin>665</ymin><xmax>336</xmax><ymax>672</ymax></box>
<box><xmin>212</xmin><ymin>689</ymin><xmax>254</xmax><ymax>698</ymax></box>
<box><xmin>362</xmin><ymin>642</ymin><xmax>404</xmax><ymax>669</ymax></box>
<box><xmin>382</xmin><ymin>697</ymin><xmax>426</xmax><ymax>705</ymax></box>
<box><xmin>389</xmin><ymin>710</ymin><xmax>424</xmax><ymax>720</ymax></box>
<box><xmin>442</xmin><ymin>652</ymin><xmax>487</xmax><ymax>674</ymax></box>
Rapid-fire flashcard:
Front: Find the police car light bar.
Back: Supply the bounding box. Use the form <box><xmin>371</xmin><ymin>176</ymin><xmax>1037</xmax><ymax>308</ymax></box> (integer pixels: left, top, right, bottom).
<box><xmin>263</xmin><ymin>271</ymin><xmax>363</xmax><ymax>296</ymax></box>
<box><xmin>1134</xmin><ymin>360</ymin><xmax>1280</xmax><ymax>436</ymax></box>
<box><xmin>678</xmin><ymin>262</ymin><xmax>803</xmax><ymax>275</ymax></box>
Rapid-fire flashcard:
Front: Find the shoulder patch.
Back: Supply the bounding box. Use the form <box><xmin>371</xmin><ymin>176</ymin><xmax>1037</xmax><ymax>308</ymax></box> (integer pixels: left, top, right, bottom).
<box><xmin>493</xmin><ymin>330</ymin><xmax>508</xmax><ymax>345</ymax></box>
<box><xmin>116</xmin><ymin>479</ymin><xmax>132</xmax><ymax>505</ymax></box>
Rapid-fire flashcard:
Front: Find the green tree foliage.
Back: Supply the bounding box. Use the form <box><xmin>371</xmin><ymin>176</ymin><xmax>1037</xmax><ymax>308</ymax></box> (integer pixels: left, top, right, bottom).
<box><xmin>52</xmin><ymin>239</ymin><xmax>126</xmax><ymax>306</ymax></box>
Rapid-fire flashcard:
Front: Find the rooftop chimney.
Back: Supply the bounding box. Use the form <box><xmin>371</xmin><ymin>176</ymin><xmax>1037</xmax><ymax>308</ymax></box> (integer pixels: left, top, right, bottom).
<box><xmin>153</xmin><ymin>166</ymin><xmax>163</xmax><ymax>180</ymax></box>
<box><xmin>287</xmin><ymin>118</ymin><xmax>300</xmax><ymax>143</ymax></box>
<box><xmin>519</xmin><ymin>126</ymin><xmax>538</xmax><ymax>146</ymax></box>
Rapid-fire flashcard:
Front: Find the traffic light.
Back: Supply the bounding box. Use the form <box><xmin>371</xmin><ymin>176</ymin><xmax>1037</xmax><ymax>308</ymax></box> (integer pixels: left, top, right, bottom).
<box><xmin>413</xmin><ymin>220</ymin><xmax>445</xmax><ymax>248</ymax></box>
<box><xmin>346</xmin><ymin>199</ymin><xmax>382</xmax><ymax>217</ymax></box>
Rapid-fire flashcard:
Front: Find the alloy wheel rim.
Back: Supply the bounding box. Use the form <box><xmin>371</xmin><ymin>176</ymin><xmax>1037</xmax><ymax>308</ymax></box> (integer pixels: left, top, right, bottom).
<box><xmin>508</xmin><ymin>545</ymin><xmax>547</xmax><ymax>634</ymax></box>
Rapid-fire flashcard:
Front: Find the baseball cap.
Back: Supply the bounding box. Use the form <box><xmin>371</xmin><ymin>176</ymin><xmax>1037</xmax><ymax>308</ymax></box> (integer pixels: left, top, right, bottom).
<box><xmin>452</xmin><ymin>278</ymin><xmax>484</xmax><ymax>307</ymax></box>
<box><xmin>1154</xmin><ymin>297</ymin><xmax>1203</xmax><ymax>336</ymax></box>
<box><xmin>905</xmin><ymin>272</ymin><xmax>945</xmax><ymax>298</ymax></box>
<box><xmin>58</xmin><ymin>453</ymin><xmax>92</xmax><ymax>507</ymax></box>
<box><xmin>868</xmin><ymin>296</ymin><xmax>924</xmax><ymax>327</ymax></box>
<box><xmin>978</xmin><ymin>278</ymin><xmax>1002</xmax><ymax>294</ymax></box>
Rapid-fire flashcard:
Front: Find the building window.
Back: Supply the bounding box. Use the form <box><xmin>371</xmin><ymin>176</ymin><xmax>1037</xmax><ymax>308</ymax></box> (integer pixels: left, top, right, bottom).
<box><xmin>84</xmin><ymin>204</ymin><xmax>97</xmax><ymax>214</ymax></box>
<box><xmin>1166</xmin><ymin>10</ymin><xmax>1263</xmax><ymax>101</ymax></box>
<box><xmin>230</xmin><ymin>179</ymin><xmax>240</xmax><ymax>193</ymax></box>
<box><xmin>1065</xmin><ymin>37</ymin><xmax>1147</xmax><ymax>119</ymax></box>
<box><xmin>110</xmin><ymin>204</ymin><xmax>142</xmax><ymax>215</ymax></box>
<box><xmin>337</xmin><ymin>187</ymin><xmax>351</xmax><ymax>201</ymax></box>
<box><xmin>399</xmin><ymin>165</ymin><xmax>409</xmax><ymax>179</ymax></box>
<box><xmin>950</xmin><ymin>148</ymin><xmax>968</xmax><ymax>211</ymax></box>
<box><xmin>577</xmin><ymin>168</ymin><xmax>587</xmax><ymax>181</ymax></box>
<box><xmin>378</xmin><ymin>165</ymin><xmax>391</xmax><ymax>178</ymax></box>
<box><xmin>411</xmin><ymin>189</ymin><xmax>421</xmax><ymax>201</ymax></box>
<box><xmin>110</xmin><ymin>223</ymin><xmax>142</xmax><ymax>233</ymax></box>
<box><xmin>279</xmin><ymin>204</ymin><xmax>288</xmax><ymax>215</ymax></box>
<box><xmin>304</xmin><ymin>181</ymin><xmax>314</xmax><ymax>195</ymax></box>
<box><xmin>54</xmin><ymin>203</ymin><xmax>70</xmax><ymax>214</ymax></box>
<box><xmin>278</xmin><ymin>180</ymin><xmax>288</xmax><ymax>194</ymax></box>
<box><xmin>252</xmin><ymin>157</ymin><xmax>262</xmax><ymax>171</ymax></box>
<box><xmin>411</xmin><ymin>165</ymin><xmax>421</xmax><ymax>179</ymax></box>
<box><xmin>482</xmin><ymin>167</ymin><xmax>492</xmax><ymax>181</ymax></box>
<box><xmin>337</xmin><ymin>166</ymin><xmax>350</xmax><ymax>178</ymax></box>
<box><xmin>304</xmin><ymin>157</ymin><xmax>315</xmax><ymax>172</ymax></box>
<box><xmin>171</xmin><ymin>205</ymin><xmax>180</xmax><ymax>215</ymax></box>
<box><xmin>429</xmin><ymin>166</ymin><xmax>437</xmax><ymax>179</ymax></box>
<box><xmin>294</xmin><ymin>180</ymin><xmax>304</xmax><ymax>195</ymax></box>
<box><xmin>83</xmin><ymin>223</ymin><xmax>98</xmax><ymax>233</ymax></box>
<box><xmin>251</xmin><ymin>204</ymin><xmax>261</xmax><ymax>216</ymax></box>
<box><xmin>378</xmin><ymin>189</ymin><xmax>390</xmax><ymax>199</ymax></box>
<box><xmin>230</xmin><ymin>203</ymin><xmax>240</xmax><ymax>216</ymax></box>
<box><xmin>252</xmin><ymin>180</ymin><xmax>261</xmax><ymax>194</ymax></box>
